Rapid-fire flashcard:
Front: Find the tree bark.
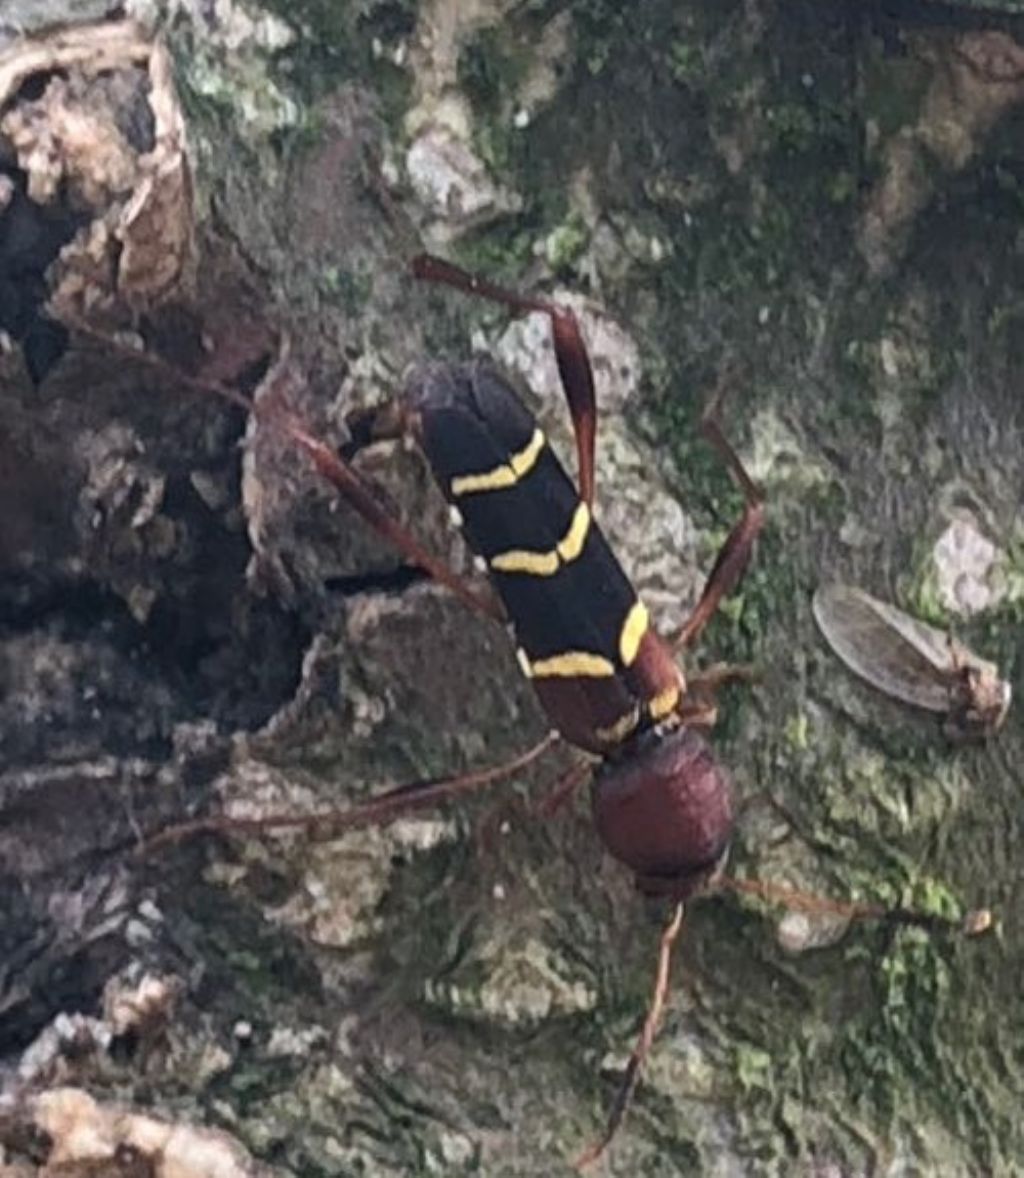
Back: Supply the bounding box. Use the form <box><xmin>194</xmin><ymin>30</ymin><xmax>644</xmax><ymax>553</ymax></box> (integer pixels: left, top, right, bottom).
<box><xmin>2</xmin><ymin>2</ymin><xmax>1023</xmax><ymax>1175</ymax></box>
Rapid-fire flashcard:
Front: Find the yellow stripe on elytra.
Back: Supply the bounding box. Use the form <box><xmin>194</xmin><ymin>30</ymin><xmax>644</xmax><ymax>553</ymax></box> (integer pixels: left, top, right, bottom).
<box><xmin>510</xmin><ymin>428</ymin><xmax>545</xmax><ymax>476</ymax></box>
<box><xmin>595</xmin><ymin>706</ymin><xmax>641</xmax><ymax>746</ymax></box>
<box><xmin>556</xmin><ymin>502</ymin><xmax>590</xmax><ymax>562</ymax></box>
<box><xmin>491</xmin><ymin>549</ymin><xmax>560</xmax><ymax>576</ymax></box>
<box><xmin>648</xmin><ymin>684</ymin><xmax>680</xmax><ymax>720</ymax></box>
<box><xmin>619</xmin><ymin>600</ymin><xmax>649</xmax><ymax>666</ymax></box>
<box><xmin>490</xmin><ymin>502</ymin><xmax>591</xmax><ymax>577</ymax></box>
<box><xmin>520</xmin><ymin>651</ymin><xmax>617</xmax><ymax>679</ymax></box>
<box><xmin>450</xmin><ymin>428</ymin><xmax>545</xmax><ymax>497</ymax></box>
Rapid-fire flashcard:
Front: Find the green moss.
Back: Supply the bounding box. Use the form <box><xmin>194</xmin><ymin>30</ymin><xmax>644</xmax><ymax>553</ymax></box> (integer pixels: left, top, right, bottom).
<box><xmin>825</xmin><ymin>167</ymin><xmax>857</xmax><ymax>205</ymax></box>
<box><xmin>457</xmin><ymin>25</ymin><xmax>530</xmax><ymax>119</ymax></box>
<box><xmin>450</xmin><ymin>223</ymin><xmax>538</xmax><ymax>284</ymax></box>
<box><xmin>900</xmin><ymin>560</ymin><xmax>949</xmax><ymax>628</ymax></box>
<box><xmin>158</xmin><ymin>0</ymin><xmax>1024</xmax><ymax>1169</ymax></box>
<box><xmin>783</xmin><ymin>710</ymin><xmax>810</xmax><ymax>752</ymax></box>
<box><xmin>766</xmin><ymin>102</ymin><xmax>820</xmax><ymax>155</ymax></box>
<box><xmin>862</xmin><ymin>45</ymin><xmax>930</xmax><ymax>142</ymax></box>
<box><xmin>318</xmin><ymin>263</ymin><xmax>374</xmax><ymax>316</ymax></box>
<box><xmin>735</xmin><ymin>1043</ymin><xmax>774</xmax><ymax>1093</ymax></box>
<box><xmin>544</xmin><ymin>210</ymin><xmax>590</xmax><ymax>273</ymax></box>
<box><xmin>666</xmin><ymin>38</ymin><xmax>703</xmax><ymax>87</ymax></box>
<box><xmin>182</xmin><ymin>879</ymin><xmax>323</xmax><ymax>1008</ymax></box>
<box><xmin>254</xmin><ymin>0</ymin><xmax>415</xmax><ymax>122</ymax></box>
<box><xmin>570</xmin><ymin>0</ymin><xmax>634</xmax><ymax>77</ymax></box>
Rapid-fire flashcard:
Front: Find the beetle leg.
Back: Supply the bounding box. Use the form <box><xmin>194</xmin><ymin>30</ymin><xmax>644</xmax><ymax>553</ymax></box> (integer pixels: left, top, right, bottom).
<box><xmin>412</xmin><ymin>254</ymin><xmax>598</xmax><ymax>507</ymax></box>
<box><xmin>475</xmin><ymin>758</ymin><xmax>591</xmax><ymax>855</ymax></box>
<box><xmin>68</xmin><ymin>322</ymin><xmax>503</xmax><ymax>622</ymax></box>
<box><xmin>675</xmin><ymin>698</ymin><xmax>718</xmax><ymax>729</ymax></box>
<box><xmin>688</xmin><ymin>661</ymin><xmax>759</xmax><ymax>695</ymax></box>
<box><xmin>255</xmin><ymin>353</ymin><xmax>504</xmax><ymax>623</ymax></box>
<box><xmin>281</xmin><ymin>415</ymin><xmax>503</xmax><ymax>621</ymax></box>
<box><xmin>535</xmin><ymin>759</ymin><xmax>593</xmax><ymax>818</ymax></box>
<box><xmin>671</xmin><ymin>398</ymin><xmax>765</xmax><ymax>652</ymax></box>
<box><xmin>138</xmin><ymin>733</ymin><xmax>560</xmax><ymax>855</ymax></box>
<box><xmin>677</xmin><ymin>663</ymin><xmax>760</xmax><ymax>726</ymax></box>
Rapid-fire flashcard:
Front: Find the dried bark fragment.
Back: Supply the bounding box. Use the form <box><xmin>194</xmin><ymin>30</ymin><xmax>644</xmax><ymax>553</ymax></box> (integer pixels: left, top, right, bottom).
<box><xmin>0</xmin><ymin>20</ymin><xmax>193</xmax><ymax>330</ymax></box>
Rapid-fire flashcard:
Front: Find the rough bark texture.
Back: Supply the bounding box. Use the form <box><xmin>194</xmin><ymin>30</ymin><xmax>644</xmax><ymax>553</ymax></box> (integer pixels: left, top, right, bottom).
<box><xmin>2</xmin><ymin>2</ymin><xmax>1023</xmax><ymax>1176</ymax></box>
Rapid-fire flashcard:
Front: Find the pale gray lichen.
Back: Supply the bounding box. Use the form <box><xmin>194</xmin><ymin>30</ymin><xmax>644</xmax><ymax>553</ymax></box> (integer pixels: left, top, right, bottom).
<box><xmin>744</xmin><ymin>406</ymin><xmax>830</xmax><ymax>495</ymax></box>
<box><xmin>142</xmin><ymin>0</ymin><xmax>300</xmax><ymax>136</ymax></box>
<box><xmin>406</xmin><ymin>123</ymin><xmax>523</xmax><ymax>244</ymax></box>
<box><xmin>423</xmin><ymin>930</ymin><xmax>597</xmax><ymax>1027</ymax></box>
<box><xmin>931</xmin><ymin>513</ymin><xmax>1007</xmax><ymax>617</ymax></box>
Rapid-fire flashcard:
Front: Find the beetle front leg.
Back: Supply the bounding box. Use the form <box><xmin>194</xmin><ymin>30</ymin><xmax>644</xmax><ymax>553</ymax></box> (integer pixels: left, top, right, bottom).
<box><xmin>678</xmin><ymin>663</ymin><xmax>761</xmax><ymax>726</ymax></box>
<box><xmin>412</xmin><ymin>254</ymin><xmax>598</xmax><ymax>507</ymax></box>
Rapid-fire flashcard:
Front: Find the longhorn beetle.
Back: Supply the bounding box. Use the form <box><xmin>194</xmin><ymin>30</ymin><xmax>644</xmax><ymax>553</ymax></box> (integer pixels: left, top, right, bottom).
<box><xmin>145</xmin><ymin>255</ymin><xmax>991</xmax><ymax>1168</ymax></box>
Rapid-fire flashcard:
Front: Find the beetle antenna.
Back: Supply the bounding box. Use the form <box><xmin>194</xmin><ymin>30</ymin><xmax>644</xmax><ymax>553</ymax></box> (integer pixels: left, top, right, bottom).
<box><xmin>717</xmin><ymin>876</ymin><xmax>992</xmax><ymax>938</ymax></box>
<box><xmin>575</xmin><ymin>901</ymin><xmax>685</xmax><ymax>1170</ymax></box>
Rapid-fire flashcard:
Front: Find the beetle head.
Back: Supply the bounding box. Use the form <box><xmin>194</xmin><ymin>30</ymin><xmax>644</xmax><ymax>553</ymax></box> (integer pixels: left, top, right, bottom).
<box><xmin>591</xmin><ymin>725</ymin><xmax>734</xmax><ymax>899</ymax></box>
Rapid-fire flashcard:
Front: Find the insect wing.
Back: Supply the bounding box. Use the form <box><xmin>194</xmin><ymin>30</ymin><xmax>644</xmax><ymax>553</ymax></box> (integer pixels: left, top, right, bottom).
<box><xmin>812</xmin><ymin>585</ymin><xmax>957</xmax><ymax>713</ymax></box>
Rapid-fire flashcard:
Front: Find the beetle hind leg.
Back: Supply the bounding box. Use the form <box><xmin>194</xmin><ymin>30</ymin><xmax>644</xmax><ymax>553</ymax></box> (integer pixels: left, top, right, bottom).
<box><xmin>254</xmin><ymin>355</ymin><xmax>503</xmax><ymax>623</ymax></box>
<box><xmin>671</xmin><ymin>381</ymin><xmax>766</xmax><ymax>653</ymax></box>
<box><xmin>412</xmin><ymin>253</ymin><xmax>598</xmax><ymax>507</ymax></box>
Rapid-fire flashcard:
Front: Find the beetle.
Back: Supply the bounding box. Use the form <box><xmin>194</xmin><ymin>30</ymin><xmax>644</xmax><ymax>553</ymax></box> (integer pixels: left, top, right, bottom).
<box><xmin>145</xmin><ymin>255</ymin><xmax>989</xmax><ymax>1167</ymax></box>
<box><xmin>401</xmin><ymin>257</ymin><xmax>767</xmax><ymax>903</ymax></box>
